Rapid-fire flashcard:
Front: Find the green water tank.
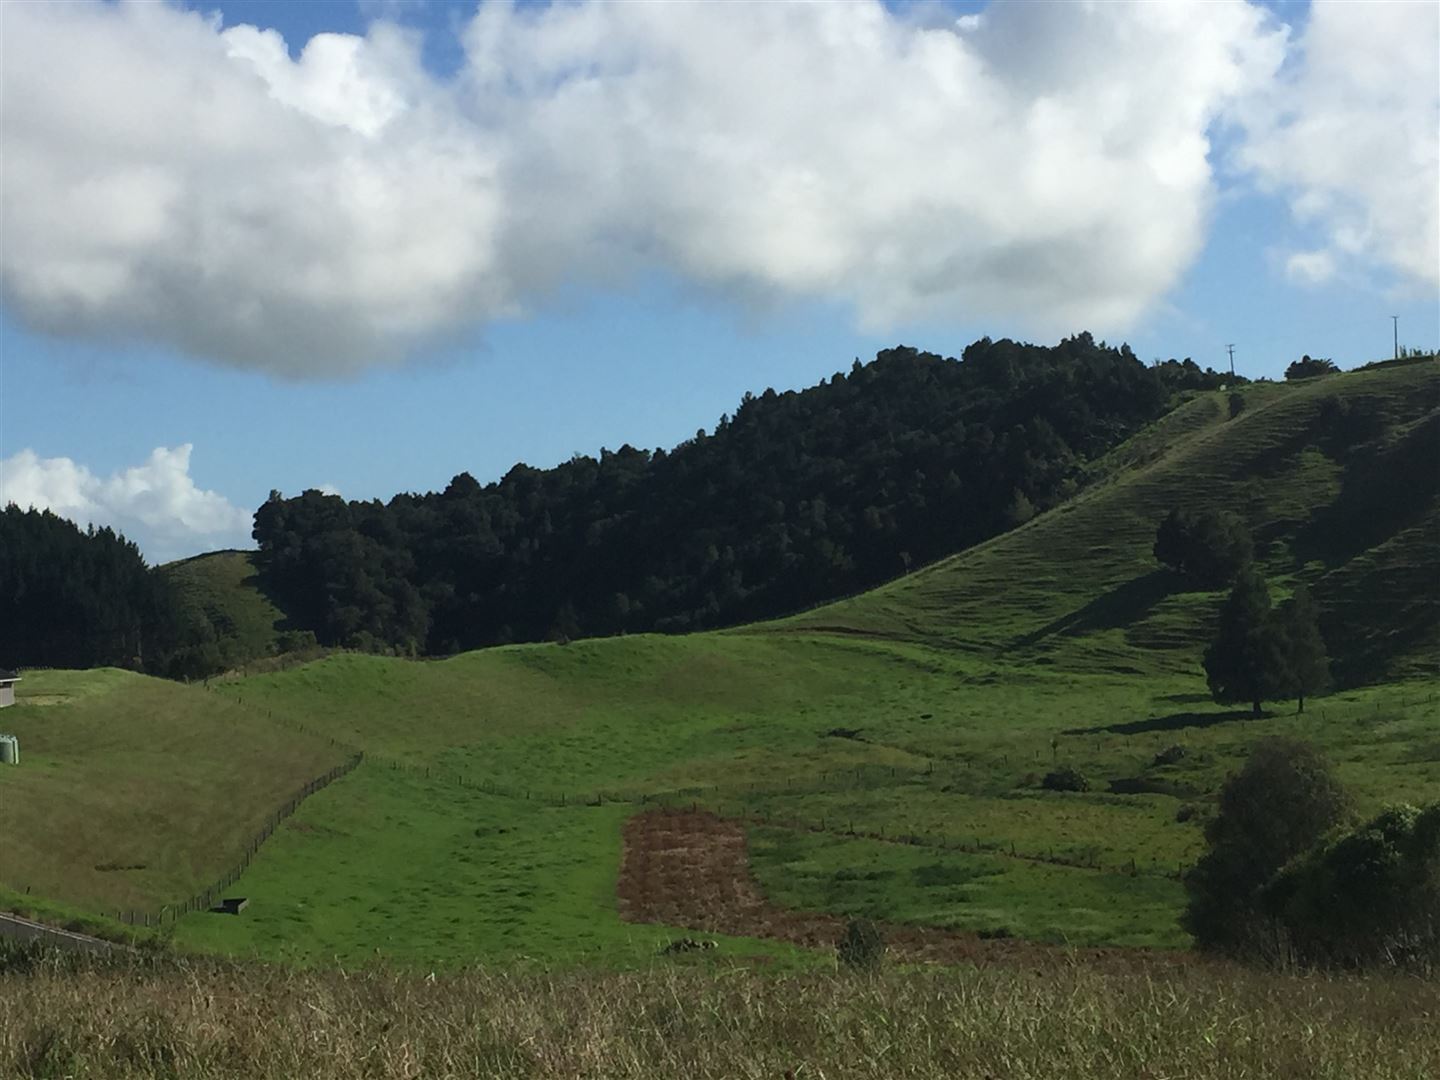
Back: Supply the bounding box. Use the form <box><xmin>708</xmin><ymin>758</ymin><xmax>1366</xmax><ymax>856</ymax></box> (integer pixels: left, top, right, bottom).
<box><xmin>0</xmin><ymin>734</ymin><xmax>18</xmax><ymax>765</ymax></box>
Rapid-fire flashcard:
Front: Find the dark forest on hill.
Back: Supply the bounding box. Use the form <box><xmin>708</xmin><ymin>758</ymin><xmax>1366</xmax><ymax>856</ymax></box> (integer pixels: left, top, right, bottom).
<box><xmin>249</xmin><ymin>335</ymin><xmax>1235</xmax><ymax>655</ymax></box>
<box><xmin>0</xmin><ymin>507</ymin><xmax>180</xmax><ymax>670</ymax></box>
<box><xmin>1</xmin><ymin>335</ymin><xmax>1237</xmax><ymax>672</ymax></box>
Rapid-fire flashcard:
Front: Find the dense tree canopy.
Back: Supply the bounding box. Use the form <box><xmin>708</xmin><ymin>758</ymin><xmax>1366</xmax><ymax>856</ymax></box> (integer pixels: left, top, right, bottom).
<box><xmin>253</xmin><ymin>335</ymin><xmax>1237</xmax><ymax>653</ymax></box>
<box><xmin>0</xmin><ymin>506</ymin><xmax>181</xmax><ymax>671</ymax></box>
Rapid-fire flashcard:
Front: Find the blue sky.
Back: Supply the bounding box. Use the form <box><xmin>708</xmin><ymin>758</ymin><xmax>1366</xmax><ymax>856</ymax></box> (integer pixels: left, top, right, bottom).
<box><xmin>1</xmin><ymin>0</ymin><xmax>1436</xmax><ymax>562</ymax></box>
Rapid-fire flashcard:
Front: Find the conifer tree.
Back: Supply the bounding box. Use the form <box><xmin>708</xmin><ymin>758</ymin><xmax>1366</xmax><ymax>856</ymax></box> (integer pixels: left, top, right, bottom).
<box><xmin>1278</xmin><ymin>584</ymin><xmax>1330</xmax><ymax>714</ymax></box>
<box><xmin>1204</xmin><ymin>566</ymin><xmax>1285</xmax><ymax>716</ymax></box>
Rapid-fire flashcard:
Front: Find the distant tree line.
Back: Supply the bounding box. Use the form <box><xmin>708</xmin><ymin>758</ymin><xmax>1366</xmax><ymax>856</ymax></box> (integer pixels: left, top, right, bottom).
<box><xmin>0</xmin><ymin>506</ymin><xmax>182</xmax><ymax>671</ymax></box>
<box><xmin>251</xmin><ymin>335</ymin><xmax>1238</xmax><ymax>655</ymax></box>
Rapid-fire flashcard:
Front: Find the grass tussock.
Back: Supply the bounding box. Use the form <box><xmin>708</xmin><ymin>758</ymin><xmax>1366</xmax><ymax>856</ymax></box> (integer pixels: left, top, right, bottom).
<box><xmin>2</xmin><ymin>950</ymin><xmax>1437</xmax><ymax>1079</ymax></box>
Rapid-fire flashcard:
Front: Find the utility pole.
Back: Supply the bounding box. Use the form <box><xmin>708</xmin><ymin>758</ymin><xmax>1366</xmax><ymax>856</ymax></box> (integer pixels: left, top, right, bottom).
<box><xmin>1226</xmin><ymin>344</ymin><xmax>1236</xmax><ymax>379</ymax></box>
<box><xmin>1392</xmin><ymin>315</ymin><xmax>1399</xmax><ymax>360</ymax></box>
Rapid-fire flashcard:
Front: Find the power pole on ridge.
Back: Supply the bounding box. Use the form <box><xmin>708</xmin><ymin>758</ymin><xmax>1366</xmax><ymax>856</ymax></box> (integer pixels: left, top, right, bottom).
<box><xmin>1226</xmin><ymin>344</ymin><xmax>1236</xmax><ymax>379</ymax></box>
<box><xmin>1392</xmin><ymin>315</ymin><xmax>1399</xmax><ymax>360</ymax></box>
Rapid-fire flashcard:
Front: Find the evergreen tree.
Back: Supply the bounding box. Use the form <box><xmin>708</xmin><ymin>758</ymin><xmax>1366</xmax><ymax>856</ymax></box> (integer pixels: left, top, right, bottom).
<box><xmin>1203</xmin><ymin>567</ymin><xmax>1285</xmax><ymax>716</ymax></box>
<box><xmin>1277</xmin><ymin>584</ymin><xmax>1330</xmax><ymax>714</ymax></box>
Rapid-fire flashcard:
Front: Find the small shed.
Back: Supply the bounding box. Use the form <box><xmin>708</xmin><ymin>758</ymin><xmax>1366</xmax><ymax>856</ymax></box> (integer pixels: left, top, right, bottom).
<box><xmin>0</xmin><ymin>670</ymin><xmax>19</xmax><ymax>709</ymax></box>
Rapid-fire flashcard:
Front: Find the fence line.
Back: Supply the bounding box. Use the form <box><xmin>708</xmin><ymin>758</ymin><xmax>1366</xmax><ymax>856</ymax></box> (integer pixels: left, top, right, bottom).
<box><xmin>113</xmin><ymin>752</ymin><xmax>364</xmax><ymax>926</ymax></box>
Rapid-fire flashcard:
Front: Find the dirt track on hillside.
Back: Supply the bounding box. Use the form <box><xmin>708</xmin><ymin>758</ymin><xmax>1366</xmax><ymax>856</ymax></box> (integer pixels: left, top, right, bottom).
<box><xmin>617</xmin><ymin>809</ymin><xmax>1191</xmax><ymax>972</ymax></box>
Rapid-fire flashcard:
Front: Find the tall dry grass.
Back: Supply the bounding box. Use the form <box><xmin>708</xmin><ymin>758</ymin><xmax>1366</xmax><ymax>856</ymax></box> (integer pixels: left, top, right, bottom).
<box><xmin>2</xmin><ymin>948</ymin><xmax>1436</xmax><ymax>1079</ymax></box>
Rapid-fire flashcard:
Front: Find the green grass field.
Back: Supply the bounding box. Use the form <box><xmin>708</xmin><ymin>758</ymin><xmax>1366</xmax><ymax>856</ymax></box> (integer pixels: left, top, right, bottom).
<box><xmin>0</xmin><ymin>670</ymin><xmax>347</xmax><ymax>914</ymax></box>
<box><xmin>2</xmin><ymin>361</ymin><xmax>1437</xmax><ymax>969</ymax></box>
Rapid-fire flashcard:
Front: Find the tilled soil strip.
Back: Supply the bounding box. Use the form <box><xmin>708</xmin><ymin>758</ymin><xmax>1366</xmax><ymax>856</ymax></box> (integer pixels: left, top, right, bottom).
<box><xmin>617</xmin><ymin>809</ymin><xmax>1190</xmax><ymax>972</ymax></box>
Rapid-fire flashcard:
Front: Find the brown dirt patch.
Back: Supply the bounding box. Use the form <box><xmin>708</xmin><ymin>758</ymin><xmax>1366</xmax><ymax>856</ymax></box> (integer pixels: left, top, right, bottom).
<box><xmin>617</xmin><ymin>809</ymin><xmax>1192</xmax><ymax>972</ymax></box>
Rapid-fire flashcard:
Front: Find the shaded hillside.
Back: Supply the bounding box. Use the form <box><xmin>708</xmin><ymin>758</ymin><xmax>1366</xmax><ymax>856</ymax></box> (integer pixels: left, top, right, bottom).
<box><xmin>782</xmin><ymin>360</ymin><xmax>1440</xmax><ymax>685</ymax></box>
<box><xmin>161</xmin><ymin>550</ymin><xmax>311</xmax><ymax>676</ymax></box>
<box><xmin>252</xmin><ymin>335</ymin><xmax>1234</xmax><ymax>653</ymax></box>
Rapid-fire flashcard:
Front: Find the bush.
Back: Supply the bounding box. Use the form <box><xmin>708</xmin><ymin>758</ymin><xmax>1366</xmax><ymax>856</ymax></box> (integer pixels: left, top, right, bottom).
<box><xmin>1264</xmin><ymin>802</ymin><xmax>1439</xmax><ymax>971</ymax></box>
<box><xmin>1153</xmin><ymin>508</ymin><xmax>1254</xmax><ymax>589</ymax></box>
<box><xmin>837</xmin><ymin>918</ymin><xmax>886</xmax><ymax>970</ymax></box>
<box><xmin>1153</xmin><ymin>744</ymin><xmax>1188</xmax><ymax>767</ymax></box>
<box><xmin>1184</xmin><ymin>739</ymin><xmax>1350</xmax><ymax>957</ymax></box>
<box><xmin>1042</xmin><ymin>766</ymin><xmax>1090</xmax><ymax>793</ymax></box>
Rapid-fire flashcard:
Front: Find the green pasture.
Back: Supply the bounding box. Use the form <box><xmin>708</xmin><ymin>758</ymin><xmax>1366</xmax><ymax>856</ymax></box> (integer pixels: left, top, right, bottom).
<box><xmin>747</xmin><ymin>826</ymin><xmax>1189</xmax><ymax>947</ymax></box>
<box><xmin>2</xmin><ymin>362</ymin><xmax>1436</xmax><ymax>967</ymax></box>
<box><xmin>171</xmin><ymin>762</ymin><xmax>806</xmax><ymax>970</ymax></box>
<box><xmin>0</xmin><ymin>670</ymin><xmax>347</xmax><ymax>913</ymax></box>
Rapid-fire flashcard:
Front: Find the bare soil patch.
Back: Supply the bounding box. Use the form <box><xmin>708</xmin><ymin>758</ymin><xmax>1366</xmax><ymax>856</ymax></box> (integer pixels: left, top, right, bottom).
<box><xmin>617</xmin><ymin>809</ymin><xmax>1191</xmax><ymax>972</ymax></box>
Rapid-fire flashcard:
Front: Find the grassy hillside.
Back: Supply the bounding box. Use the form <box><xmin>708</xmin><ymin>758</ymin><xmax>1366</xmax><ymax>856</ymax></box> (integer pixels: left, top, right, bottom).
<box><xmin>6</xmin><ymin>361</ymin><xmax>1437</xmax><ymax>968</ymax></box>
<box><xmin>161</xmin><ymin>550</ymin><xmax>303</xmax><ymax>672</ymax></box>
<box><xmin>782</xmin><ymin>362</ymin><xmax>1439</xmax><ymax>681</ymax></box>
<box><xmin>0</xmin><ymin>670</ymin><xmax>348</xmax><ymax>913</ymax></box>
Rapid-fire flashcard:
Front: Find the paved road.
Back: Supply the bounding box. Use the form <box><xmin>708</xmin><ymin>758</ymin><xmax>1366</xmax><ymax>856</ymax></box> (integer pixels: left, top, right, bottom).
<box><xmin>0</xmin><ymin>912</ymin><xmax>116</xmax><ymax>953</ymax></box>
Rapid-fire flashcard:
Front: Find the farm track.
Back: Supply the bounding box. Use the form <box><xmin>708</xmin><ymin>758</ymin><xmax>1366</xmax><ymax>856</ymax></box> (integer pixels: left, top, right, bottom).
<box><xmin>617</xmin><ymin>809</ymin><xmax>1191</xmax><ymax>973</ymax></box>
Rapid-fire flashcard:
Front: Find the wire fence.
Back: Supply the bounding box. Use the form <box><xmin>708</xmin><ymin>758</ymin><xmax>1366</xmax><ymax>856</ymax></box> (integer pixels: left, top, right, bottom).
<box><xmin>110</xmin><ymin>752</ymin><xmax>364</xmax><ymax>927</ymax></box>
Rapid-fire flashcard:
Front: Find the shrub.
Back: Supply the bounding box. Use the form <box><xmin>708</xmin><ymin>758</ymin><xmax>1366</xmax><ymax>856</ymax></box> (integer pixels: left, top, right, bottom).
<box><xmin>1153</xmin><ymin>508</ymin><xmax>1254</xmax><ymax>589</ymax></box>
<box><xmin>1153</xmin><ymin>744</ymin><xmax>1188</xmax><ymax>767</ymax></box>
<box><xmin>837</xmin><ymin>918</ymin><xmax>886</xmax><ymax>970</ymax></box>
<box><xmin>1184</xmin><ymin>739</ymin><xmax>1350</xmax><ymax>957</ymax></box>
<box><xmin>1264</xmin><ymin>802</ymin><xmax>1439</xmax><ymax>971</ymax></box>
<box><xmin>1042</xmin><ymin>766</ymin><xmax>1089</xmax><ymax>793</ymax></box>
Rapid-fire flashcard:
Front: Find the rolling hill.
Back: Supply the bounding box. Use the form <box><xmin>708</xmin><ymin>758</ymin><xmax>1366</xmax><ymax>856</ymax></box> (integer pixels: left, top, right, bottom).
<box><xmin>1</xmin><ymin>359</ymin><xmax>1436</xmax><ymax>967</ymax></box>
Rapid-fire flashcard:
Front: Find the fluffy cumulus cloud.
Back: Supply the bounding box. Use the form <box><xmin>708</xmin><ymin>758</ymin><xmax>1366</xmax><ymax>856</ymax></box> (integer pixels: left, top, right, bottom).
<box><xmin>0</xmin><ymin>445</ymin><xmax>252</xmax><ymax>563</ymax></box>
<box><xmin>2</xmin><ymin>0</ymin><xmax>1429</xmax><ymax>376</ymax></box>
<box><xmin>1236</xmin><ymin>1</ymin><xmax>1439</xmax><ymax>292</ymax></box>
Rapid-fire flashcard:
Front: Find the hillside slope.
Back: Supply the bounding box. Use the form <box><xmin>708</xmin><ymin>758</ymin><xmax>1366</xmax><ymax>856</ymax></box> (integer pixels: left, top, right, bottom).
<box><xmin>8</xmin><ymin>360</ymin><xmax>1437</xmax><ymax>966</ymax></box>
<box><xmin>0</xmin><ymin>670</ymin><xmax>348</xmax><ymax>913</ymax></box>
<box><xmin>781</xmin><ymin>361</ymin><xmax>1440</xmax><ymax>684</ymax></box>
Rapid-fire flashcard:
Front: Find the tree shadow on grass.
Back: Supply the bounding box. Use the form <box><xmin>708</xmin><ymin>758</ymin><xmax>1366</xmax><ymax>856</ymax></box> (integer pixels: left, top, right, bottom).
<box><xmin>1063</xmin><ymin>708</ymin><xmax>1267</xmax><ymax>737</ymax></box>
<box><xmin>1012</xmin><ymin>569</ymin><xmax>1181</xmax><ymax>649</ymax></box>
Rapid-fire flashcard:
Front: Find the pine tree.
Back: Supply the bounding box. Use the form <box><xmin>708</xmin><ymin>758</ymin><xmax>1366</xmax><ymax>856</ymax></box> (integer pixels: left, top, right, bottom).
<box><xmin>1203</xmin><ymin>567</ymin><xmax>1286</xmax><ymax>716</ymax></box>
<box><xmin>1278</xmin><ymin>584</ymin><xmax>1331</xmax><ymax>714</ymax></box>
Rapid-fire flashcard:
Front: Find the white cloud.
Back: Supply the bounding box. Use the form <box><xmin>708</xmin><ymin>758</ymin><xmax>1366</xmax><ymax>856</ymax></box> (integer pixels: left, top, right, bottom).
<box><xmin>1284</xmin><ymin>249</ymin><xmax>1337</xmax><ymax>286</ymax></box>
<box><xmin>0</xmin><ymin>0</ymin><xmax>1295</xmax><ymax>375</ymax></box>
<box><xmin>0</xmin><ymin>445</ymin><xmax>251</xmax><ymax>563</ymax></box>
<box><xmin>1236</xmin><ymin>0</ymin><xmax>1439</xmax><ymax>290</ymax></box>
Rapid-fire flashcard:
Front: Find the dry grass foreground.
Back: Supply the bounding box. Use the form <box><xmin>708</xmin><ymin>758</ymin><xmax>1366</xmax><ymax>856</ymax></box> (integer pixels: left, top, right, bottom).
<box><xmin>618</xmin><ymin>808</ymin><xmax>1181</xmax><ymax>972</ymax></box>
<box><xmin>2</xmin><ymin>947</ymin><xmax>1437</xmax><ymax>1079</ymax></box>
